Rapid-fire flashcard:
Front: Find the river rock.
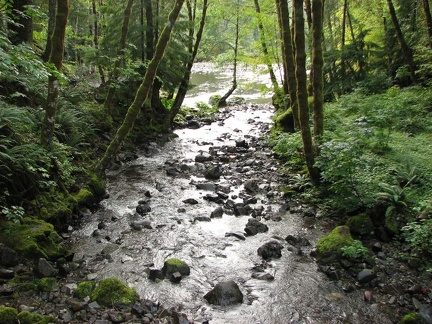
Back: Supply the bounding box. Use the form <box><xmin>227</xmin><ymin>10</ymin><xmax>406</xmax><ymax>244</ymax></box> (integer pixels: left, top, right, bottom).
<box><xmin>257</xmin><ymin>241</ymin><xmax>284</xmax><ymax>259</ymax></box>
<box><xmin>203</xmin><ymin>280</ymin><xmax>243</xmax><ymax>306</ymax></box>
<box><xmin>211</xmin><ymin>207</ymin><xmax>224</xmax><ymax>218</ymax></box>
<box><xmin>183</xmin><ymin>198</ymin><xmax>199</xmax><ymax>205</ymax></box>
<box><xmin>131</xmin><ymin>220</ymin><xmax>152</xmax><ymax>230</ymax></box>
<box><xmin>136</xmin><ymin>203</ymin><xmax>151</xmax><ymax>215</ymax></box>
<box><xmin>162</xmin><ymin>258</ymin><xmax>190</xmax><ymax>278</ymax></box>
<box><xmin>195</xmin><ymin>152</ymin><xmax>212</xmax><ymax>162</ymax></box>
<box><xmin>420</xmin><ymin>305</ymin><xmax>432</xmax><ymax>323</ymax></box>
<box><xmin>0</xmin><ymin>244</ymin><xmax>20</xmax><ymax>267</ymax></box>
<box><xmin>204</xmin><ymin>165</ymin><xmax>222</xmax><ymax>180</ymax></box>
<box><xmin>36</xmin><ymin>258</ymin><xmax>58</xmax><ymax>277</ymax></box>
<box><xmin>194</xmin><ymin>216</ymin><xmax>211</xmax><ymax>222</ymax></box>
<box><xmin>244</xmin><ymin>179</ymin><xmax>259</xmax><ymax>193</ymax></box>
<box><xmin>225</xmin><ymin>232</ymin><xmax>246</xmax><ymax>241</ymax></box>
<box><xmin>196</xmin><ymin>183</ymin><xmax>216</xmax><ymax>191</ymax></box>
<box><xmin>251</xmin><ymin>272</ymin><xmax>274</xmax><ymax>281</ymax></box>
<box><xmin>357</xmin><ymin>269</ymin><xmax>377</xmax><ymax>284</ymax></box>
<box><xmin>235</xmin><ymin>139</ymin><xmax>248</xmax><ymax>148</ymax></box>
<box><xmin>244</xmin><ymin>218</ymin><xmax>268</xmax><ymax>235</ymax></box>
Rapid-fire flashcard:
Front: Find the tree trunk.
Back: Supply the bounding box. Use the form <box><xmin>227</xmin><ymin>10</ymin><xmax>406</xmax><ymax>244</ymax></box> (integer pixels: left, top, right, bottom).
<box><xmin>103</xmin><ymin>0</ymin><xmax>135</xmax><ymax>117</ymax></box>
<box><xmin>423</xmin><ymin>0</ymin><xmax>432</xmax><ymax>48</ymax></box>
<box><xmin>42</xmin><ymin>0</ymin><xmax>56</xmax><ymax>62</ymax></box>
<box><xmin>312</xmin><ymin>0</ymin><xmax>324</xmax><ymax>143</ymax></box>
<box><xmin>41</xmin><ymin>0</ymin><xmax>69</xmax><ymax>147</ymax></box>
<box><xmin>340</xmin><ymin>0</ymin><xmax>348</xmax><ymax>93</ymax></box>
<box><xmin>144</xmin><ymin>0</ymin><xmax>154</xmax><ymax>61</ymax></box>
<box><xmin>169</xmin><ymin>0</ymin><xmax>208</xmax><ymax>126</ymax></box>
<box><xmin>254</xmin><ymin>0</ymin><xmax>279</xmax><ymax>91</ymax></box>
<box><xmin>276</xmin><ymin>0</ymin><xmax>299</xmax><ymax>129</ymax></box>
<box><xmin>92</xmin><ymin>0</ymin><xmax>105</xmax><ymax>84</ymax></box>
<box><xmin>8</xmin><ymin>0</ymin><xmax>33</xmax><ymax>45</ymax></box>
<box><xmin>218</xmin><ymin>0</ymin><xmax>239</xmax><ymax>108</ymax></box>
<box><xmin>95</xmin><ymin>0</ymin><xmax>185</xmax><ymax>174</ymax></box>
<box><xmin>293</xmin><ymin>0</ymin><xmax>319</xmax><ymax>184</ymax></box>
<box><xmin>386</xmin><ymin>0</ymin><xmax>417</xmax><ymax>83</ymax></box>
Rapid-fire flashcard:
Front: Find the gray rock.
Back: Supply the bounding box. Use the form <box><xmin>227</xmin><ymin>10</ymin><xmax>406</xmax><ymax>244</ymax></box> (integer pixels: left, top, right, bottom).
<box><xmin>357</xmin><ymin>269</ymin><xmax>377</xmax><ymax>284</ymax></box>
<box><xmin>195</xmin><ymin>152</ymin><xmax>212</xmax><ymax>162</ymax></box>
<box><xmin>244</xmin><ymin>218</ymin><xmax>268</xmax><ymax>235</ymax></box>
<box><xmin>194</xmin><ymin>216</ymin><xmax>211</xmax><ymax>222</ymax></box>
<box><xmin>251</xmin><ymin>272</ymin><xmax>274</xmax><ymax>281</ymax></box>
<box><xmin>196</xmin><ymin>183</ymin><xmax>217</xmax><ymax>191</ymax></box>
<box><xmin>131</xmin><ymin>220</ymin><xmax>152</xmax><ymax>230</ymax></box>
<box><xmin>225</xmin><ymin>232</ymin><xmax>246</xmax><ymax>241</ymax></box>
<box><xmin>211</xmin><ymin>207</ymin><xmax>224</xmax><ymax>218</ymax></box>
<box><xmin>420</xmin><ymin>305</ymin><xmax>432</xmax><ymax>324</ymax></box>
<box><xmin>204</xmin><ymin>165</ymin><xmax>222</xmax><ymax>180</ymax></box>
<box><xmin>183</xmin><ymin>198</ymin><xmax>199</xmax><ymax>205</ymax></box>
<box><xmin>36</xmin><ymin>258</ymin><xmax>58</xmax><ymax>277</ymax></box>
<box><xmin>257</xmin><ymin>241</ymin><xmax>284</xmax><ymax>259</ymax></box>
<box><xmin>204</xmin><ymin>280</ymin><xmax>243</xmax><ymax>306</ymax></box>
<box><xmin>136</xmin><ymin>204</ymin><xmax>151</xmax><ymax>215</ymax></box>
<box><xmin>0</xmin><ymin>244</ymin><xmax>20</xmax><ymax>267</ymax></box>
<box><xmin>244</xmin><ymin>179</ymin><xmax>259</xmax><ymax>193</ymax></box>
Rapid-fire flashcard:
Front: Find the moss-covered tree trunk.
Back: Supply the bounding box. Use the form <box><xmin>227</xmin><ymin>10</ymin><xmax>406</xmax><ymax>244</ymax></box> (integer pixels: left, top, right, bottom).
<box><xmin>95</xmin><ymin>0</ymin><xmax>185</xmax><ymax>174</ymax></box>
<box><xmin>169</xmin><ymin>0</ymin><xmax>208</xmax><ymax>127</ymax></box>
<box><xmin>92</xmin><ymin>0</ymin><xmax>105</xmax><ymax>85</ymax></box>
<box><xmin>386</xmin><ymin>0</ymin><xmax>417</xmax><ymax>84</ymax></box>
<box><xmin>276</xmin><ymin>0</ymin><xmax>299</xmax><ymax>129</ymax></box>
<box><xmin>42</xmin><ymin>0</ymin><xmax>56</xmax><ymax>62</ymax></box>
<box><xmin>293</xmin><ymin>0</ymin><xmax>319</xmax><ymax>185</ymax></box>
<box><xmin>41</xmin><ymin>0</ymin><xmax>69</xmax><ymax>147</ymax></box>
<box><xmin>312</xmin><ymin>0</ymin><xmax>324</xmax><ymax>143</ymax></box>
<box><xmin>424</xmin><ymin>0</ymin><xmax>432</xmax><ymax>49</ymax></box>
<box><xmin>103</xmin><ymin>0</ymin><xmax>135</xmax><ymax>118</ymax></box>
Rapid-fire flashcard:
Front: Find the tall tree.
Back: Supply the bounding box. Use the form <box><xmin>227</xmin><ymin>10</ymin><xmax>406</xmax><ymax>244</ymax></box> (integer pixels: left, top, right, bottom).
<box><xmin>312</xmin><ymin>0</ymin><xmax>324</xmax><ymax>142</ymax></box>
<box><xmin>8</xmin><ymin>0</ymin><xmax>33</xmax><ymax>44</ymax></box>
<box><xmin>386</xmin><ymin>0</ymin><xmax>417</xmax><ymax>83</ymax></box>
<box><xmin>293</xmin><ymin>0</ymin><xmax>319</xmax><ymax>184</ymax></box>
<box><xmin>92</xmin><ymin>0</ymin><xmax>105</xmax><ymax>84</ymax></box>
<box><xmin>42</xmin><ymin>0</ymin><xmax>56</xmax><ymax>62</ymax></box>
<box><xmin>95</xmin><ymin>0</ymin><xmax>185</xmax><ymax>174</ymax></box>
<box><xmin>423</xmin><ymin>0</ymin><xmax>432</xmax><ymax>48</ymax></box>
<box><xmin>41</xmin><ymin>0</ymin><xmax>69</xmax><ymax>146</ymax></box>
<box><xmin>276</xmin><ymin>0</ymin><xmax>299</xmax><ymax>129</ymax></box>
<box><xmin>103</xmin><ymin>0</ymin><xmax>135</xmax><ymax>118</ymax></box>
<box><xmin>169</xmin><ymin>0</ymin><xmax>208</xmax><ymax>127</ymax></box>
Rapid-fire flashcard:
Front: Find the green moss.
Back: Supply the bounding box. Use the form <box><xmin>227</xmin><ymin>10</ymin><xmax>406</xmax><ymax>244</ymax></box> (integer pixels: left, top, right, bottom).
<box><xmin>17</xmin><ymin>311</ymin><xmax>48</xmax><ymax>324</ymax></box>
<box><xmin>0</xmin><ymin>307</ymin><xmax>18</xmax><ymax>324</ymax></box>
<box><xmin>87</xmin><ymin>172</ymin><xmax>106</xmax><ymax>199</ymax></box>
<box><xmin>91</xmin><ymin>278</ymin><xmax>138</xmax><ymax>307</ymax></box>
<box><xmin>274</xmin><ymin>108</ymin><xmax>294</xmax><ymax>133</ymax></box>
<box><xmin>316</xmin><ymin>226</ymin><xmax>354</xmax><ymax>264</ymax></box>
<box><xmin>75</xmin><ymin>281</ymin><xmax>95</xmax><ymax>299</ymax></box>
<box><xmin>32</xmin><ymin>190</ymin><xmax>72</xmax><ymax>222</ymax></box>
<box><xmin>36</xmin><ymin>277</ymin><xmax>57</xmax><ymax>292</ymax></box>
<box><xmin>71</xmin><ymin>188</ymin><xmax>94</xmax><ymax>206</ymax></box>
<box><xmin>162</xmin><ymin>258</ymin><xmax>191</xmax><ymax>277</ymax></box>
<box><xmin>400</xmin><ymin>311</ymin><xmax>425</xmax><ymax>324</ymax></box>
<box><xmin>0</xmin><ymin>218</ymin><xmax>67</xmax><ymax>260</ymax></box>
<box><xmin>346</xmin><ymin>214</ymin><xmax>374</xmax><ymax>236</ymax></box>
<box><xmin>385</xmin><ymin>212</ymin><xmax>401</xmax><ymax>235</ymax></box>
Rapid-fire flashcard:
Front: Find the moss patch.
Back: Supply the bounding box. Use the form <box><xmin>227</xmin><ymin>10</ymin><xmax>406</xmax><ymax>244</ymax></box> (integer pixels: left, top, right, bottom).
<box><xmin>346</xmin><ymin>213</ymin><xmax>374</xmax><ymax>236</ymax></box>
<box><xmin>91</xmin><ymin>278</ymin><xmax>138</xmax><ymax>307</ymax></box>
<box><xmin>0</xmin><ymin>307</ymin><xmax>18</xmax><ymax>324</ymax></box>
<box><xmin>37</xmin><ymin>277</ymin><xmax>57</xmax><ymax>292</ymax></box>
<box><xmin>274</xmin><ymin>108</ymin><xmax>294</xmax><ymax>133</ymax></box>
<box><xmin>316</xmin><ymin>226</ymin><xmax>354</xmax><ymax>264</ymax></box>
<box><xmin>400</xmin><ymin>312</ymin><xmax>425</xmax><ymax>324</ymax></box>
<box><xmin>0</xmin><ymin>218</ymin><xmax>67</xmax><ymax>260</ymax></box>
<box><xmin>75</xmin><ymin>281</ymin><xmax>96</xmax><ymax>299</ymax></box>
<box><xmin>17</xmin><ymin>311</ymin><xmax>56</xmax><ymax>324</ymax></box>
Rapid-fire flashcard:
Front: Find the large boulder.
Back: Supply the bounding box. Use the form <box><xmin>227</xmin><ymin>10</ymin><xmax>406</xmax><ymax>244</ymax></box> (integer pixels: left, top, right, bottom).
<box><xmin>161</xmin><ymin>258</ymin><xmax>190</xmax><ymax>277</ymax></box>
<box><xmin>244</xmin><ymin>218</ymin><xmax>268</xmax><ymax>236</ymax></box>
<box><xmin>91</xmin><ymin>278</ymin><xmax>138</xmax><ymax>307</ymax></box>
<box><xmin>203</xmin><ymin>280</ymin><xmax>243</xmax><ymax>306</ymax></box>
<box><xmin>345</xmin><ymin>213</ymin><xmax>374</xmax><ymax>236</ymax></box>
<box><xmin>257</xmin><ymin>241</ymin><xmax>284</xmax><ymax>259</ymax></box>
<box><xmin>315</xmin><ymin>226</ymin><xmax>353</xmax><ymax>264</ymax></box>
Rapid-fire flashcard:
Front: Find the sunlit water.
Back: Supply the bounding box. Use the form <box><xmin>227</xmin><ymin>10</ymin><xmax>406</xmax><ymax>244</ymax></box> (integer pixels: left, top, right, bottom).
<box><xmin>69</xmin><ymin>65</ymin><xmax>394</xmax><ymax>323</ymax></box>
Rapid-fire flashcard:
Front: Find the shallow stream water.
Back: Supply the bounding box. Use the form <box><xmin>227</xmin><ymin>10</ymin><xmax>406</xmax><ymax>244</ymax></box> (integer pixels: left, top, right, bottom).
<box><xmin>69</xmin><ymin>65</ymin><xmax>394</xmax><ymax>323</ymax></box>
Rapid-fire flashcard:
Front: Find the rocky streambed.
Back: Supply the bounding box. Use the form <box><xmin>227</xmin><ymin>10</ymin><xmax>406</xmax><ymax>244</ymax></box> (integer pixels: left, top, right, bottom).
<box><xmin>0</xmin><ymin>104</ymin><xmax>431</xmax><ymax>323</ymax></box>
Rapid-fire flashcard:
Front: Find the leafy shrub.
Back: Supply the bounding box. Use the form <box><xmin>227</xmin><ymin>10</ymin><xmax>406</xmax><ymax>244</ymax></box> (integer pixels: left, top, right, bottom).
<box><xmin>271</xmin><ymin>132</ymin><xmax>304</xmax><ymax>172</ymax></box>
<box><xmin>402</xmin><ymin>219</ymin><xmax>432</xmax><ymax>255</ymax></box>
<box><xmin>341</xmin><ymin>240</ymin><xmax>369</xmax><ymax>260</ymax></box>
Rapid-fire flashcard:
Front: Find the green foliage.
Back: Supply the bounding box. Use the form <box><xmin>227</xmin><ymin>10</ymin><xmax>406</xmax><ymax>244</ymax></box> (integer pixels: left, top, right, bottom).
<box><xmin>402</xmin><ymin>219</ymin><xmax>432</xmax><ymax>255</ymax></box>
<box><xmin>271</xmin><ymin>132</ymin><xmax>304</xmax><ymax>172</ymax></box>
<box><xmin>91</xmin><ymin>278</ymin><xmax>138</xmax><ymax>307</ymax></box>
<box><xmin>75</xmin><ymin>281</ymin><xmax>96</xmax><ymax>299</ymax></box>
<box><xmin>316</xmin><ymin>226</ymin><xmax>354</xmax><ymax>263</ymax></box>
<box><xmin>340</xmin><ymin>240</ymin><xmax>369</xmax><ymax>260</ymax></box>
<box><xmin>0</xmin><ymin>307</ymin><xmax>18</xmax><ymax>324</ymax></box>
<box><xmin>36</xmin><ymin>277</ymin><xmax>57</xmax><ymax>292</ymax></box>
<box><xmin>17</xmin><ymin>310</ymin><xmax>56</xmax><ymax>324</ymax></box>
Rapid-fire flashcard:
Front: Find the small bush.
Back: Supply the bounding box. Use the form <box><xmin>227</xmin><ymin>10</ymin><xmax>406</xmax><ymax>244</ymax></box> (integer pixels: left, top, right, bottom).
<box><xmin>402</xmin><ymin>219</ymin><xmax>432</xmax><ymax>255</ymax></box>
<box><xmin>341</xmin><ymin>240</ymin><xmax>369</xmax><ymax>260</ymax></box>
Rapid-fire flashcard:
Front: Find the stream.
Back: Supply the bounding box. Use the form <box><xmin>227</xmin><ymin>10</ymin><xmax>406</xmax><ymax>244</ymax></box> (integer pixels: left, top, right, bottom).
<box><xmin>69</xmin><ymin>64</ymin><xmax>394</xmax><ymax>323</ymax></box>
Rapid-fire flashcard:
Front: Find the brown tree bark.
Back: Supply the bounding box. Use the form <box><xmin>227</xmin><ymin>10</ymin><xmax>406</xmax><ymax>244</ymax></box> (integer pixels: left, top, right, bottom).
<box><xmin>92</xmin><ymin>0</ymin><xmax>105</xmax><ymax>84</ymax></box>
<box><xmin>169</xmin><ymin>0</ymin><xmax>208</xmax><ymax>127</ymax></box>
<box><xmin>387</xmin><ymin>0</ymin><xmax>417</xmax><ymax>83</ymax></box>
<box><xmin>95</xmin><ymin>0</ymin><xmax>185</xmax><ymax>174</ymax></box>
<box><xmin>423</xmin><ymin>0</ymin><xmax>432</xmax><ymax>48</ymax></box>
<box><xmin>103</xmin><ymin>0</ymin><xmax>135</xmax><ymax>117</ymax></box>
<box><xmin>293</xmin><ymin>0</ymin><xmax>319</xmax><ymax>185</ymax></box>
<box><xmin>42</xmin><ymin>0</ymin><xmax>56</xmax><ymax>62</ymax></box>
<box><xmin>276</xmin><ymin>0</ymin><xmax>299</xmax><ymax>129</ymax></box>
<box><xmin>41</xmin><ymin>0</ymin><xmax>69</xmax><ymax>146</ymax></box>
<box><xmin>312</xmin><ymin>0</ymin><xmax>324</xmax><ymax>143</ymax></box>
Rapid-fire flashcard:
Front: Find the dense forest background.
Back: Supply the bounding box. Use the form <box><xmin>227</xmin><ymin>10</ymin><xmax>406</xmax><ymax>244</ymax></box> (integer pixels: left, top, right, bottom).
<box><xmin>0</xmin><ymin>0</ymin><xmax>431</xmax><ymax>275</ymax></box>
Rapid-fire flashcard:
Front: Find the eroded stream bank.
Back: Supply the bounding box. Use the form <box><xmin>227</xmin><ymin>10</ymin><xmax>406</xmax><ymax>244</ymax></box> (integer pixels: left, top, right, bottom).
<box><xmin>68</xmin><ymin>104</ymin><xmax>396</xmax><ymax>323</ymax></box>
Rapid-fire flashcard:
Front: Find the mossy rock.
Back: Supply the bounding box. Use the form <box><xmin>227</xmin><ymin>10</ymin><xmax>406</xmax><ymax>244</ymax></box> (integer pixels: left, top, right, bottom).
<box><xmin>31</xmin><ymin>189</ymin><xmax>73</xmax><ymax>223</ymax></box>
<box><xmin>0</xmin><ymin>218</ymin><xmax>67</xmax><ymax>260</ymax></box>
<box><xmin>316</xmin><ymin>226</ymin><xmax>354</xmax><ymax>264</ymax></box>
<box><xmin>400</xmin><ymin>311</ymin><xmax>426</xmax><ymax>324</ymax></box>
<box><xmin>87</xmin><ymin>172</ymin><xmax>106</xmax><ymax>199</ymax></box>
<box><xmin>17</xmin><ymin>311</ymin><xmax>56</xmax><ymax>324</ymax></box>
<box><xmin>346</xmin><ymin>214</ymin><xmax>374</xmax><ymax>236</ymax></box>
<box><xmin>91</xmin><ymin>278</ymin><xmax>138</xmax><ymax>307</ymax></box>
<box><xmin>274</xmin><ymin>108</ymin><xmax>294</xmax><ymax>133</ymax></box>
<box><xmin>162</xmin><ymin>258</ymin><xmax>191</xmax><ymax>277</ymax></box>
<box><xmin>0</xmin><ymin>307</ymin><xmax>18</xmax><ymax>324</ymax></box>
<box><xmin>75</xmin><ymin>281</ymin><xmax>96</xmax><ymax>299</ymax></box>
<box><xmin>208</xmin><ymin>95</ymin><xmax>222</xmax><ymax>107</ymax></box>
<box><xmin>71</xmin><ymin>188</ymin><xmax>95</xmax><ymax>207</ymax></box>
<box><xmin>37</xmin><ymin>277</ymin><xmax>57</xmax><ymax>292</ymax></box>
<box><xmin>385</xmin><ymin>212</ymin><xmax>401</xmax><ymax>235</ymax></box>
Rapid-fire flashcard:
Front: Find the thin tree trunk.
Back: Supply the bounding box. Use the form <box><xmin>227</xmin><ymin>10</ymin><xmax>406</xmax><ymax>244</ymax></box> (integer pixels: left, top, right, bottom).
<box><xmin>144</xmin><ymin>0</ymin><xmax>154</xmax><ymax>61</ymax></box>
<box><xmin>218</xmin><ymin>0</ymin><xmax>239</xmax><ymax>108</ymax></box>
<box><xmin>103</xmin><ymin>0</ymin><xmax>135</xmax><ymax>117</ymax></box>
<box><xmin>293</xmin><ymin>0</ymin><xmax>319</xmax><ymax>184</ymax></box>
<box><xmin>254</xmin><ymin>0</ymin><xmax>279</xmax><ymax>91</ymax></box>
<box><xmin>92</xmin><ymin>0</ymin><xmax>105</xmax><ymax>84</ymax></box>
<box><xmin>387</xmin><ymin>0</ymin><xmax>417</xmax><ymax>83</ymax></box>
<box><xmin>312</xmin><ymin>0</ymin><xmax>324</xmax><ymax>143</ymax></box>
<box><xmin>140</xmin><ymin>0</ymin><xmax>145</xmax><ymax>62</ymax></box>
<box><xmin>276</xmin><ymin>0</ymin><xmax>299</xmax><ymax>129</ymax></box>
<box><xmin>423</xmin><ymin>0</ymin><xmax>432</xmax><ymax>48</ymax></box>
<box><xmin>8</xmin><ymin>0</ymin><xmax>33</xmax><ymax>44</ymax></box>
<box><xmin>41</xmin><ymin>0</ymin><xmax>69</xmax><ymax>146</ymax></box>
<box><xmin>42</xmin><ymin>0</ymin><xmax>56</xmax><ymax>62</ymax></box>
<box><xmin>340</xmin><ymin>0</ymin><xmax>347</xmax><ymax>92</ymax></box>
<box><xmin>169</xmin><ymin>0</ymin><xmax>208</xmax><ymax>126</ymax></box>
<box><xmin>95</xmin><ymin>0</ymin><xmax>185</xmax><ymax>174</ymax></box>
